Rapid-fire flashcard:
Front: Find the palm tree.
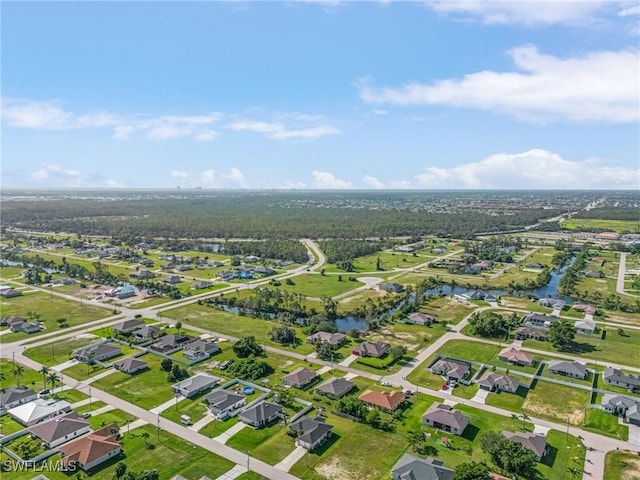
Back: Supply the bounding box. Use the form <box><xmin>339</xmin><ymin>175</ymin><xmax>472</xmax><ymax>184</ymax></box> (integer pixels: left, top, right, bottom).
<box><xmin>511</xmin><ymin>413</ymin><xmax>519</xmax><ymax>426</ymax></box>
<box><xmin>407</xmin><ymin>431</ymin><xmax>424</xmax><ymax>452</ymax></box>
<box><xmin>47</xmin><ymin>372</ymin><xmax>60</xmax><ymax>394</ymax></box>
<box><xmin>39</xmin><ymin>366</ymin><xmax>50</xmax><ymax>390</ymax></box>
<box><xmin>520</xmin><ymin>413</ymin><xmax>531</xmax><ymax>429</ymax></box>
<box><xmin>12</xmin><ymin>364</ymin><xmax>24</xmax><ymax>388</ymax></box>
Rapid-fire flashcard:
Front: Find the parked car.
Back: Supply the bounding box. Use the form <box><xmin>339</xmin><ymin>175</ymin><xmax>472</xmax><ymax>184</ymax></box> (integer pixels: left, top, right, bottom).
<box><xmin>82</xmin><ymin>413</ymin><xmax>92</xmax><ymax>419</ymax></box>
<box><xmin>441</xmin><ymin>384</ymin><xmax>448</xmax><ymax>390</ymax></box>
<box><xmin>134</xmin><ymin>314</ymin><xmax>142</xmax><ymax>318</ymax></box>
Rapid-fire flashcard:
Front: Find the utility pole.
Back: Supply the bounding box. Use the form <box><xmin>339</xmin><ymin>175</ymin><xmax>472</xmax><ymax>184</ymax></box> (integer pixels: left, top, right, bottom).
<box><xmin>89</xmin><ymin>385</ymin><xmax>92</xmax><ymax>411</ymax></box>
<box><xmin>157</xmin><ymin>414</ymin><xmax>160</xmax><ymax>441</ymax></box>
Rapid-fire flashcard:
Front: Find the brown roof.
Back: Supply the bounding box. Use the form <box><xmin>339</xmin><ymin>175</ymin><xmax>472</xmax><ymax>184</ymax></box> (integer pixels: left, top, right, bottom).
<box><xmin>358</xmin><ymin>390</ymin><xmax>405</xmax><ymax>410</ymax></box>
<box><xmin>498</xmin><ymin>347</ymin><xmax>535</xmax><ymax>364</ymax></box>
<box><xmin>59</xmin><ymin>423</ymin><xmax>120</xmax><ymax>468</ymax></box>
<box><xmin>282</xmin><ymin>367</ymin><xmax>317</xmax><ymax>386</ymax></box>
<box><xmin>502</xmin><ymin>431</ymin><xmax>547</xmax><ymax>458</ymax></box>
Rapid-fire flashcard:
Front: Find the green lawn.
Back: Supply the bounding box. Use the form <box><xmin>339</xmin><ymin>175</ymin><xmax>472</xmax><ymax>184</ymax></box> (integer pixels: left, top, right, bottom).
<box><xmin>540</xmin><ymin>364</ymin><xmax>594</xmax><ymax>387</ymax></box>
<box><xmin>0</xmin><ymin>415</ymin><xmax>28</xmax><ymax>435</ymax></box>
<box><xmin>0</xmin><ymin>266</ymin><xmax>24</xmax><ymax>279</ymax></box>
<box><xmin>418</xmin><ymin>296</ymin><xmax>475</xmax><ymax>324</ymax></box>
<box><xmin>199</xmin><ymin>415</ymin><xmax>239</xmax><ymax>437</ymax></box>
<box><xmin>228</xmin><ymin>423</ymin><xmax>297</xmax><ymax>465</ymax></box>
<box><xmin>366</xmin><ymin>321</ymin><xmax>448</xmax><ymax>354</ymax></box>
<box><xmin>485</xmin><ymin>385</ymin><xmax>528</xmax><ymax>411</ymax></box>
<box><xmin>74</xmin><ymin>400</ymin><xmax>107</xmax><ymax>414</ymax></box>
<box><xmin>88</xmin><ymin>408</ymin><xmax>137</xmax><ymax>430</ymax></box>
<box><xmin>23</xmin><ymin>335</ymin><xmax>102</xmax><ymax>366</ymax></box>
<box><xmin>290</xmin><ymin>413</ymin><xmax>410</xmax><ymax>480</ymax></box>
<box><xmin>522</xmin><ymin>381</ymin><xmax>591</xmax><ymax>425</ymax></box>
<box><xmin>160</xmin><ymin>303</ymin><xmax>315</xmax><ymax>354</ymax></box>
<box><xmin>523</xmin><ymin>327</ymin><xmax>640</xmax><ymax>366</ymax></box>
<box><xmin>604</xmin><ymin>450</ymin><xmax>640</xmax><ymax>480</ymax></box>
<box><xmin>582</xmin><ymin>408</ymin><xmax>628</xmax><ymax>441</ymax></box>
<box><xmin>162</xmin><ymin>392</ymin><xmax>209</xmax><ymax>425</ymax></box>
<box><xmin>562</xmin><ymin>218</ymin><xmax>640</xmax><ymax>233</ymax></box>
<box><xmin>0</xmin><ymin>291</ymin><xmax>111</xmax><ymax>343</ymax></box>
<box><xmin>0</xmin><ymin>360</ymin><xmax>43</xmax><ymax>390</ymax></box>
<box><xmin>92</xmin><ymin>354</ymin><xmax>182</xmax><ymax>410</ymax></box>
<box><xmin>278</xmin><ymin>274</ymin><xmax>366</xmax><ymax>298</ymax></box>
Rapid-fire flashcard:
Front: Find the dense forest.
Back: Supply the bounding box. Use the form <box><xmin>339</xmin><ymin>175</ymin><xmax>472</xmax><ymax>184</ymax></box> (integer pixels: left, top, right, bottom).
<box><xmin>572</xmin><ymin>207</ymin><xmax>639</xmax><ymax>221</ymax></box>
<box><xmin>0</xmin><ymin>191</ymin><xmax>579</xmax><ymax>240</ymax></box>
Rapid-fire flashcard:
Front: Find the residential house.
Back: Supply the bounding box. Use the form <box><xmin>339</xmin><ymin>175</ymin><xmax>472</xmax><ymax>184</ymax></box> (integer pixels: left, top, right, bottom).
<box><xmin>245</xmin><ymin>255</ymin><xmax>261</xmax><ymax>263</ymax></box>
<box><xmin>205</xmin><ymin>390</ymin><xmax>245</xmax><ymax>420</ymax></box>
<box><xmin>131</xmin><ymin>325</ymin><xmax>161</xmax><ymax>341</ymax></box>
<box><xmin>574</xmin><ymin>318</ymin><xmax>597</xmax><ymax>334</ymax></box>
<box><xmin>430</xmin><ymin>359</ymin><xmax>471</xmax><ymax>381</ymax></box>
<box><xmin>255</xmin><ymin>266</ymin><xmax>276</xmax><ymax>276</ymax></box>
<box><xmin>601</xmin><ymin>395</ymin><xmax>639</xmax><ymax>416</ymax></box>
<box><xmin>603</xmin><ymin>367</ymin><xmax>640</xmax><ymax>392</ymax></box>
<box><xmin>0</xmin><ymin>386</ymin><xmax>37</xmax><ymax>415</ymax></box>
<box><xmin>498</xmin><ymin>347</ymin><xmax>535</xmax><ymax>367</ymax></box>
<box><xmin>548</xmin><ymin>361</ymin><xmax>588</xmax><ymax>379</ymax></box>
<box><xmin>10</xmin><ymin>320</ymin><xmax>42</xmax><ymax>333</ymax></box>
<box><xmin>129</xmin><ymin>270</ymin><xmax>155</xmax><ymax>280</ymax></box>
<box><xmin>288</xmin><ymin>416</ymin><xmax>333</xmax><ymax>450</ymax></box>
<box><xmin>172</xmin><ymin>374</ymin><xmax>220</xmax><ymax>398</ymax></box>
<box><xmin>315</xmin><ymin>377</ymin><xmax>354</xmax><ymax>400</ymax></box>
<box><xmin>112</xmin><ymin>319</ymin><xmax>145</xmax><ymax>334</ymax></box>
<box><xmin>539</xmin><ymin>298</ymin><xmax>566</xmax><ymax>310</ymax></box>
<box><xmin>522</xmin><ymin>313</ymin><xmax>559</xmax><ymax>329</ymax></box>
<box><xmin>216</xmin><ymin>270</ymin><xmax>236</xmax><ymax>281</ymax></box>
<box><xmin>282</xmin><ymin>367</ymin><xmax>318</xmax><ymax>389</ymax></box>
<box><xmin>183</xmin><ymin>339</ymin><xmax>220</xmax><ymax>361</ymax></box>
<box><xmin>113</xmin><ymin>357</ymin><xmax>148</xmax><ymax>374</ymax></box>
<box><xmin>59</xmin><ymin>424</ymin><xmax>122</xmax><ymax>472</ymax></box>
<box><xmin>477</xmin><ymin>372</ymin><xmax>520</xmax><ymax>393</ymax></box>
<box><xmin>514</xmin><ymin>327</ymin><xmax>548</xmax><ymax>341</ymax></box>
<box><xmin>29</xmin><ymin>412</ymin><xmax>92</xmax><ymax>449</ymax></box>
<box><xmin>358</xmin><ymin>390</ymin><xmax>405</xmax><ymax>413</ymax></box>
<box><xmin>192</xmin><ymin>281</ymin><xmax>213</xmax><ymax>290</ymax></box>
<box><xmin>164</xmin><ymin>275</ymin><xmax>182</xmax><ymax>285</ymax></box>
<box><xmin>239</xmin><ymin>401</ymin><xmax>283</xmax><ymax>428</ymax></box>
<box><xmin>502</xmin><ymin>431</ymin><xmax>548</xmax><ymax>461</ymax></box>
<box><xmin>526</xmin><ymin>262</ymin><xmax>544</xmax><ymax>269</ymax></box>
<box><xmin>379</xmin><ymin>283</ymin><xmax>404</xmax><ymax>294</ymax></box>
<box><xmin>0</xmin><ymin>288</ymin><xmax>22</xmax><ymax>298</ymax></box>
<box><xmin>582</xmin><ymin>270</ymin><xmax>604</xmax><ymax>278</ymax></box>
<box><xmin>352</xmin><ymin>341</ymin><xmax>390</xmax><ymax>358</ymax></box>
<box><xmin>391</xmin><ymin>455</ymin><xmax>454</xmax><ymax>480</ymax></box>
<box><xmin>307</xmin><ymin>331</ymin><xmax>346</xmax><ymax>346</ymax></box>
<box><xmin>8</xmin><ymin>399</ymin><xmax>71</xmax><ymax>426</ymax></box>
<box><xmin>1</xmin><ymin>316</ymin><xmax>27</xmax><ymax>327</ymax></box>
<box><xmin>405</xmin><ymin>312</ymin><xmax>437</xmax><ymax>325</ymax></box>
<box><xmin>572</xmin><ymin>304</ymin><xmax>597</xmax><ymax>315</ymax></box>
<box><xmin>74</xmin><ymin>343</ymin><xmax>122</xmax><ymax>363</ymax></box>
<box><xmin>150</xmin><ymin>334</ymin><xmax>197</xmax><ymax>354</ymax></box>
<box><xmin>422</xmin><ymin>404</ymin><xmax>469</xmax><ymax>436</ymax></box>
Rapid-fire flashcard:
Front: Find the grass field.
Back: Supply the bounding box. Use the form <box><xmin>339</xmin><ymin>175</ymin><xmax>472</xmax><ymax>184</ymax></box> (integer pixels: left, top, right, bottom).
<box><xmin>419</xmin><ymin>296</ymin><xmax>475</xmax><ymax>324</ymax></box>
<box><xmin>562</xmin><ymin>218</ymin><xmax>640</xmax><ymax>233</ymax></box>
<box><xmin>227</xmin><ymin>423</ymin><xmax>297</xmax><ymax>465</ymax></box>
<box><xmin>162</xmin><ymin>392</ymin><xmax>209</xmax><ymax>425</ymax></box>
<box><xmin>92</xmin><ymin>353</ymin><xmax>183</xmax><ymax>410</ymax></box>
<box><xmin>583</xmin><ymin>408</ymin><xmax>628</xmax><ymax>441</ymax></box>
<box><xmin>523</xmin><ymin>327</ymin><xmax>640</xmax><ymax>366</ymax></box>
<box><xmin>23</xmin><ymin>335</ymin><xmax>102</xmax><ymax>366</ymax></box>
<box><xmin>604</xmin><ymin>450</ymin><xmax>640</xmax><ymax>480</ymax></box>
<box><xmin>279</xmin><ymin>274</ymin><xmax>366</xmax><ymax>298</ymax></box>
<box><xmin>160</xmin><ymin>303</ymin><xmax>315</xmax><ymax>354</ymax></box>
<box><xmin>522</xmin><ymin>381</ymin><xmax>591</xmax><ymax>425</ymax></box>
<box><xmin>485</xmin><ymin>385</ymin><xmax>528</xmax><ymax>411</ymax></box>
<box><xmin>0</xmin><ymin>291</ymin><xmax>111</xmax><ymax>343</ymax></box>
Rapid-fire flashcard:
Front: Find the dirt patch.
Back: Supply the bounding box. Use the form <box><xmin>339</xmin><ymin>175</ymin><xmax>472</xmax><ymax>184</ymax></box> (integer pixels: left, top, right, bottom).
<box><xmin>315</xmin><ymin>458</ymin><xmax>352</xmax><ymax>480</ymax></box>
<box><xmin>522</xmin><ymin>399</ymin><xmax>585</xmax><ymax>425</ymax></box>
<box><xmin>279</xmin><ymin>360</ymin><xmax>295</xmax><ymax>369</ymax></box>
<box><xmin>622</xmin><ymin>458</ymin><xmax>640</xmax><ymax>480</ymax></box>
<box><xmin>367</xmin><ymin>328</ymin><xmax>420</xmax><ymax>351</ymax></box>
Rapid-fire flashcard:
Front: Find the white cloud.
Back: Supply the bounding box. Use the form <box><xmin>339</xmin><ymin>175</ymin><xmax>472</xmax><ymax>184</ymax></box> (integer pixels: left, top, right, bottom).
<box><xmin>222</xmin><ymin>168</ymin><xmax>246</xmax><ymax>187</ymax></box>
<box><xmin>619</xmin><ymin>4</ymin><xmax>640</xmax><ymax>16</ymax></box>
<box><xmin>426</xmin><ymin>0</ymin><xmax>614</xmax><ymax>26</ymax></box>
<box><xmin>228</xmin><ymin>120</ymin><xmax>340</xmax><ymax>140</ymax></box>
<box><xmin>312</xmin><ymin>170</ymin><xmax>352</xmax><ymax>189</ymax></box>
<box><xmin>29</xmin><ymin>163</ymin><xmax>120</xmax><ymax>187</ymax></box>
<box><xmin>1</xmin><ymin>98</ymin><xmax>221</xmax><ymax>141</ymax></box>
<box><xmin>363</xmin><ymin>175</ymin><xmax>385</xmax><ymax>188</ymax></box>
<box><xmin>283</xmin><ymin>181</ymin><xmax>308</xmax><ymax>189</ymax></box>
<box><xmin>358</xmin><ymin>46</ymin><xmax>639</xmax><ymax>123</ymax></box>
<box><xmin>414</xmin><ymin>149</ymin><xmax>640</xmax><ymax>189</ymax></box>
<box><xmin>170</xmin><ymin>170</ymin><xmax>190</xmax><ymax>179</ymax></box>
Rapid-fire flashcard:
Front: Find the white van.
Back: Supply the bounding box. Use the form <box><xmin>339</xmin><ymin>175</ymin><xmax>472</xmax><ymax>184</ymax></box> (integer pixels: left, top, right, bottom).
<box><xmin>180</xmin><ymin>415</ymin><xmax>191</xmax><ymax>425</ymax></box>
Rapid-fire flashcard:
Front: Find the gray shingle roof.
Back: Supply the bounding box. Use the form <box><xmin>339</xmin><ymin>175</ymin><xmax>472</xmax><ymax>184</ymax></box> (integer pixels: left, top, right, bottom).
<box><xmin>241</xmin><ymin>401</ymin><xmax>283</xmax><ymax>423</ymax></box>
<box><xmin>548</xmin><ymin>361</ymin><xmax>587</xmax><ymax>378</ymax></box>
<box><xmin>315</xmin><ymin>377</ymin><xmax>354</xmax><ymax>397</ymax></box>
<box><xmin>392</xmin><ymin>454</ymin><xmax>454</xmax><ymax>480</ymax></box>
<box><xmin>0</xmin><ymin>387</ymin><xmax>37</xmax><ymax>407</ymax></box>
<box><xmin>29</xmin><ymin>412</ymin><xmax>90</xmax><ymax>443</ymax></box>
<box><xmin>205</xmin><ymin>390</ymin><xmax>244</xmax><ymax>410</ymax></box>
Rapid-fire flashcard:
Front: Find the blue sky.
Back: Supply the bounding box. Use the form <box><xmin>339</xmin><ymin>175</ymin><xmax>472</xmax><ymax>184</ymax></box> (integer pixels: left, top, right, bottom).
<box><xmin>2</xmin><ymin>1</ymin><xmax>639</xmax><ymax>189</ymax></box>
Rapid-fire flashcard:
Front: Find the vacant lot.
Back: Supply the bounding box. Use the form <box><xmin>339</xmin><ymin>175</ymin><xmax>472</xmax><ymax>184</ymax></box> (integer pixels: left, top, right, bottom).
<box><xmin>279</xmin><ymin>274</ymin><xmax>366</xmax><ymax>298</ymax></box>
<box><xmin>522</xmin><ymin>381</ymin><xmax>590</xmax><ymax>425</ymax></box>
<box><xmin>562</xmin><ymin>219</ymin><xmax>640</xmax><ymax>233</ymax></box>
<box><xmin>24</xmin><ymin>335</ymin><xmax>101</xmax><ymax>366</ymax></box>
<box><xmin>0</xmin><ymin>291</ymin><xmax>110</xmax><ymax>343</ymax></box>
<box><xmin>604</xmin><ymin>450</ymin><xmax>640</xmax><ymax>480</ymax></box>
<box><xmin>583</xmin><ymin>408</ymin><xmax>628</xmax><ymax>441</ymax></box>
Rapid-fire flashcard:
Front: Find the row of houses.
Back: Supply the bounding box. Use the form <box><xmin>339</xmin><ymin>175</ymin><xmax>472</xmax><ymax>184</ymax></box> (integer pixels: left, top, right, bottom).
<box><xmin>0</xmin><ymin>316</ymin><xmax>42</xmax><ymax>334</ymax></box>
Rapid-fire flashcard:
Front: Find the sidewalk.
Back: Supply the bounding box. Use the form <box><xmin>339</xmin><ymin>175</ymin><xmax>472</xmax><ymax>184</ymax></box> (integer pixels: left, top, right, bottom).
<box><xmin>84</xmin><ymin>368</ymin><xmax>117</xmax><ymax>384</ymax></box>
<box><xmin>338</xmin><ymin>354</ymin><xmax>358</xmax><ymax>367</ymax></box>
<box><xmin>150</xmin><ymin>395</ymin><xmax>186</xmax><ymax>414</ymax></box>
<box><xmin>190</xmin><ymin>412</ymin><xmax>216</xmax><ymax>432</ymax></box>
<box><xmin>214</xmin><ymin>464</ymin><xmax>248</xmax><ymax>480</ymax></box>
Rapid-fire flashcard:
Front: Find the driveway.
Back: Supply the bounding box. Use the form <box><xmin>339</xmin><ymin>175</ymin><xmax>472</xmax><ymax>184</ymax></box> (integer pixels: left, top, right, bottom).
<box><xmin>471</xmin><ymin>388</ymin><xmax>490</xmax><ymax>404</ymax></box>
<box><xmin>629</xmin><ymin>423</ymin><xmax>640</xmax><ymax>446</ymax></box>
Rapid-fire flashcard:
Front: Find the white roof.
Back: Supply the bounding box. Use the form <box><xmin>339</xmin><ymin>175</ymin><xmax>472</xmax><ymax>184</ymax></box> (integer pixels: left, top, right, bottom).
<box><xmin>8</xmin><ymin>399</ymin><xmax>71</xmax><ymax>424</ymax></box>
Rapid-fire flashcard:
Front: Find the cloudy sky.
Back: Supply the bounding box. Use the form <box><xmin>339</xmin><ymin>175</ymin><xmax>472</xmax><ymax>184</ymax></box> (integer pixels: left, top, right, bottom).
<box><xmin>2</xmin><ymin>1</ymin><xmax>639</xmax><ymax>189</ymax></box>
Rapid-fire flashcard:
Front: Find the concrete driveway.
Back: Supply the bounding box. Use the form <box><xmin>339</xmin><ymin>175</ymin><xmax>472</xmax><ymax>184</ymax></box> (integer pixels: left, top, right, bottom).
<box><xmin>629</xmin><ymin>423</ymin><xmax>640</xmax><ymax>446</ymax></box>
<box><xmin>471</xmin><ymin>388</ymin><xmax>490</xmax><ymax>404</ymax></box>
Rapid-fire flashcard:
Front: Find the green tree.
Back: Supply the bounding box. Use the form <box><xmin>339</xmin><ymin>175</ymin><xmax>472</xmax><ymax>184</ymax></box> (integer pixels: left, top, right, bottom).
<box><xmin>233</xmin><ymin>336</ymin><xmax>264</xmax><ymax>358</ymax></box>
<box><xmin>314</xmin><ymin>341</ymin><xmax>336</xmax><ymax>361</ymax></box>
<box><xmin>453</xmin><ymin>461</ymin><xmax>490</xmax><ymax>480</ymax></box>
<box><xmin>114</xmin><ymin>462</ymin><xmax>127</xmax><ymax>479</ymax></box>
<box><xmin>548</xmin><ymin>320</ymin><xmax>576</xmax><ymax>351</ymax></box>
<box><xmin>12</xmin><ymin>364</ymin><xmax>24</xmax><ymax>388</ymax></box>
<box><xmin>47</xmin><ymin>372</ymin><xmax>60</xmax><ymax>393</ymax></box>
<box><xmin>39</xmin><ymin>366</ymin><xmax>50</xmax><ymax>390</ymax></box>
<box><xmin>226</xmin><ymin>357</ymin><xmax>273</xmax><ymax>380</ymax></box>
<box><xmin>269</xmin><ymin>325</ymin><xmax>297</xmax><ymax>345</ymax></box>
<box><xmin>389</xmin><ymin>345</ymin><xmax>407</xmax><ymax>361</ymax></box>
<box><xmin>174</xmin><ymin>321</ymin><xmax>182</xmax><ymax>334</ymax></box>
<box><xmin>160</xmin><ymin>358</ymin><xmax>173</xmax><ymax>372</ymax></box>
